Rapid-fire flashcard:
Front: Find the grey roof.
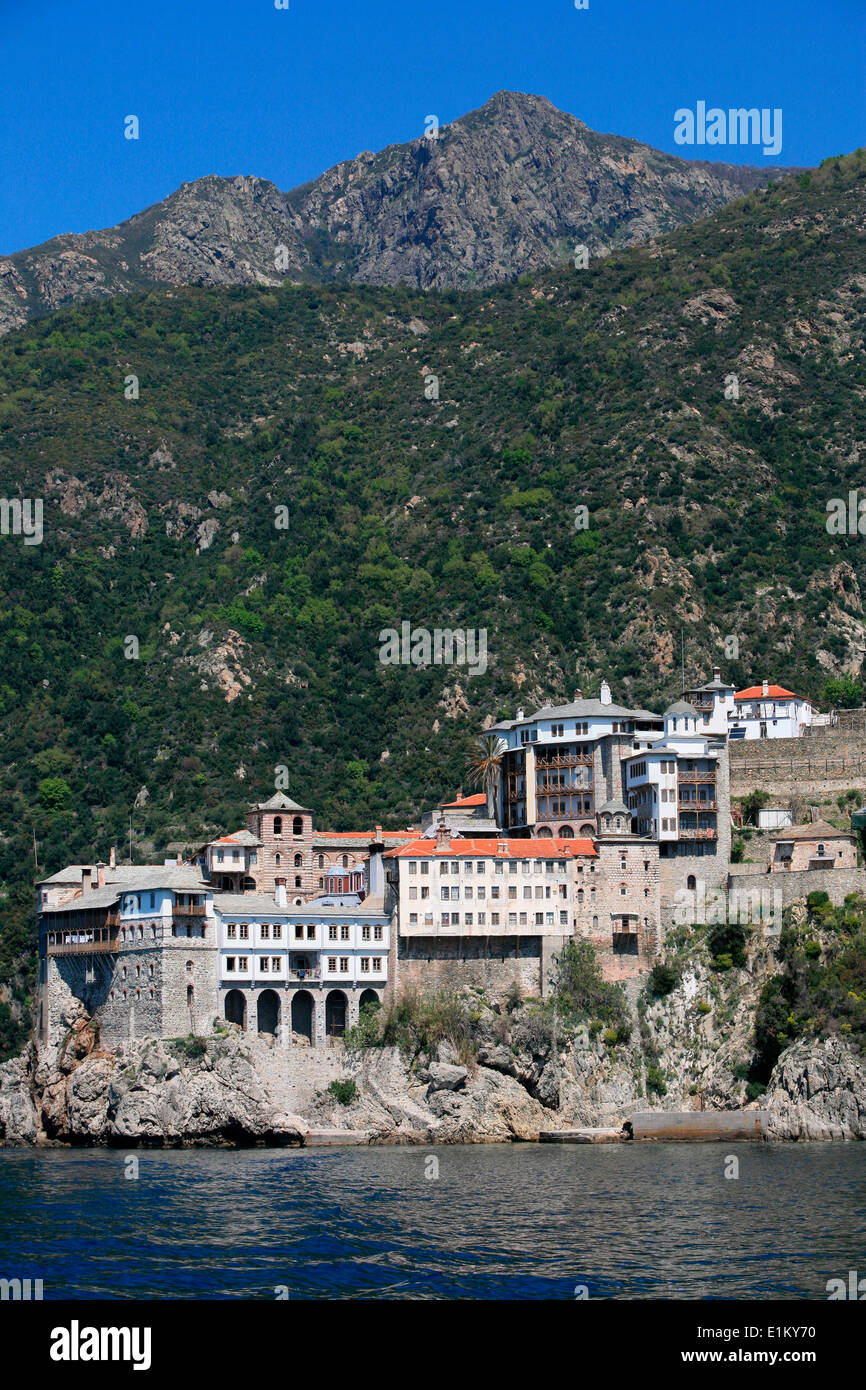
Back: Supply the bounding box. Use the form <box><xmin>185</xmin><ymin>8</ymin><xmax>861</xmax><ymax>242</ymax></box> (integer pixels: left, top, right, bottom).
<box><xmin>212</xmin><ymin>892</ymin><xmax>388</xmax><ymax>918</ymax></box>
<box><xmin>773</xmin><ymin>820</ymin><xmax>855</xmax><ymax>841</ymax></box>
<box><xmin>688</xmin><ymin>676</ymin><xmax>735</xmax><ymax>693</ymax></box>
<box><xmin>599</xmin><ymin>799</ymin><xmax>630</xmax><ymax>815</ymax></box>
<box><xmin>253</xmin><ymin>792</ymin><xmax>309</xmax><ymax>812</ymax></box>
<box><xmin>41</xmin><ymin>863</ymin><xmax>210</xmax><ymax>911</ymax></box>
<box><xmin>492</xmin><ymin>699</ymin><xmax>661</xmax><ymax>731</ymax></box>
<box><xmin>38</xmin><ymin>865</ymin><xmax>91</xmax><ymax>885</ymax></box>
<box><xmin>209</xmin><ymin>829</ymin><xmax>261</xmax><ymax>847</ymax></box>
<box><xmin>666</xmin><ymin>700</ymin><xmax>698</xmax><ymax>717</ymax></box>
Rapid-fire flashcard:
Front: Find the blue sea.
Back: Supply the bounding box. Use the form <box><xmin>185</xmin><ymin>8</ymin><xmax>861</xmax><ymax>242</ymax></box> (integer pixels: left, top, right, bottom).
<box><xmin>0</xmin><ymin>1143</ymin><xmax>863</xmax><ymax>1299</ymax></box>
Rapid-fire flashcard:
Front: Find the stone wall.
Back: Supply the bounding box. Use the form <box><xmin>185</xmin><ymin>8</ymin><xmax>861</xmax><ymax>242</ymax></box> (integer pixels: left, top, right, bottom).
<box><xmin>730</xmin><ymin>731</ymin><xmax>866</xmax><ymax>799</ymax></box>
<box><xmin>726</xmin><ymin>863</ymin><xmax>866</xmax><ymax>909</ymax></box>
<box><xmin>396</xmin><ymin>935</ymin><xmax>543</xmax><ymax>1000</ymax></box>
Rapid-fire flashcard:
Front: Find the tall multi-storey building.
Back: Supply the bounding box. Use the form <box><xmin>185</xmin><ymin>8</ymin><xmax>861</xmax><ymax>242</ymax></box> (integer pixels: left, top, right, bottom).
<box><xmin>490</xmin><ymin>680</ymin><xmax>663</xmax><ymax>838</ymax></box>
<box><xmin>623</xmin><ymin>700</ymin><xmax>731</xmax><ymax>916</ymax></box>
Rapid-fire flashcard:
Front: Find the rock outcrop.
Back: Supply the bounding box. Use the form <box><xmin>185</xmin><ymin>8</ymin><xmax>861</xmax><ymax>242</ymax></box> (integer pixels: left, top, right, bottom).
<box><xmin>764</xmin><ymin>1037</ymin><xmax>866</xmax><ymax>1141</ymax></box>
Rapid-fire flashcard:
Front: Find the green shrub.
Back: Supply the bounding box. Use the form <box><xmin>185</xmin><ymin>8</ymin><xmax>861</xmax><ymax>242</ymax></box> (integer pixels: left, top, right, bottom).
<box><xmin>696</xmin><ymin>999</ymin><xmax>712</xmax><ymax>1015</ymax></box>
<box><xmin>647</xmin><ymin>960</ymin><xmax>680</xmax><ymax>997</ymax></box>
<box><xmin>327</xmin><ymin>1078</ymin><xmax>358</xmax><ymax>1105</ymax></box>
<box><xmin>646</xmin><ymin>1065</ymin><xmax>667</xmax><ymax>1096</ymax></box>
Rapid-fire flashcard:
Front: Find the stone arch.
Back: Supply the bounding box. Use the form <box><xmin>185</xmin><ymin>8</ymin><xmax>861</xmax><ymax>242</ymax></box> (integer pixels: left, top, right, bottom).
<box><xmin>558</xmin><ymin>825</ymin><xmax>574</xmax><ymax>838</ymax></box>
<box><xmin>294</xmin><ymin>853</ymin><xmax>303</xmax><ymax>867</ymax></box>
<box><xmin>224</xmin><ymin>989</ymin><xmax>247</xmax><ymax>1029</ymax></box>
<box><xmin>687</xmin><ymin>874</ymin><xmax>697</xmax><ymax>891</ymax></box>
<box><xmin>273</xmin><ymin>816</ymin><xmax>283</xmax><ymax>836</ymax></box>
<box><xmin>257</xmin><ymin>989</ymin><xmax>280</xmax><ymax>1036</ymax></box>
<box><xmin>291</xmin><ymin>990</ymin><xmax>314</xmax><ymax>1043</ymax></box>
<box><xmin>578</xmin><ymin>823</ymin><xmax>596</xmax><ymax>837</ymax></box>
<box><xmin>359</xmin><ymin>988</ymin><xmax>380</xmax><ymax>1012</ymax></box>
<box><xmin>536</xmin><ymin>826</ymin><xmax>553</xmax><ymax>838</ymax></box>
<box><xmin>293</xmin><ymin>816</ymin><xmax>303</xmax><ymax>836</ymax></box>
<box><xmin>325</xmin><ymin>989</ymin><xmax>348</xmax><ymax>1038</ymax></box>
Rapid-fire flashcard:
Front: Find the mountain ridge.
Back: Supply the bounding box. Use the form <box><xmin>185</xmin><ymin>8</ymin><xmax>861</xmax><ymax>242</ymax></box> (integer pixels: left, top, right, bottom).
<box><xmin>0</xmin><ymin>90</ymin><xmax>797</xmax><ymax>334</ymax></box>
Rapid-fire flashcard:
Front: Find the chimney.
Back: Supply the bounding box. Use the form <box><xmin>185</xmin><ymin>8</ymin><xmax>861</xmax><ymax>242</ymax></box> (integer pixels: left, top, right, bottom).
<box><xmin>109</xmin><ymin>846</ymin><xmax>116</xmax><ymax>870</ymax></box>
<box><xmin>368</xmin><ymin>848</ymin><xmax>384</xmax><ymax>898</ymax></box>
<box><xmin>762</xmin><ymin>678</ymin><xmax>769</xmax><ymax>698</ymax></box>
<box><xmin>600</xmin><ymin>679</ymin><xmax>612</xmax><ymax>706</ymax></box>
<box><xmin>274</xmin><ymin>877</ymin><xmax>287</xmax><ymax>908</ymax></box>
<box><xmin>436</xmin><ymin>822</ymin><xmax>451</xmax><ymax>851</ymax></box>
<box><xmin>81</xmin><ymin>867</ymin><xmax>92</xmax><ymax>893</ymax></box>
<box><xmin>96</xmin><ymin>862</ymin><xmax>106</xmax><ymax>889</ymax></box>
<box><xmin>810</xmin><ymin>806</ymin><xmax>819</xmax><ymax>824</ymax></box>
<box><xmin>574</xmin><ymin>688</ymin><xmax>583</xmax><ymax>701</ymax></box>
<box><xmin>516</xmin><ymin>707</ymin><xmax>524</xmax><ymax>722</ymax></box>
<box><xmin>713</xmin><ymin>667</ymin><xmax>721</xmax><ymax>683</ymax></box>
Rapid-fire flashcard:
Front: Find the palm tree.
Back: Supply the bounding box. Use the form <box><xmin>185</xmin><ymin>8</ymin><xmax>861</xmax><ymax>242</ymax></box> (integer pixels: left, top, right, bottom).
<box><xmin>467</xmin><ymin>733</ymin><xmax>506</xmax><ymax>820</ymax></box>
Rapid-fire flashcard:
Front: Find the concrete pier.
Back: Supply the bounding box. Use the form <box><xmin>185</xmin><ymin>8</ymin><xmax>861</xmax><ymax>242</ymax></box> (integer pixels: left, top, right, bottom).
<box><xmin>625</xmin><ymin>1110</ymin><xmax>768</xmax><ymax>1142</ymax></box>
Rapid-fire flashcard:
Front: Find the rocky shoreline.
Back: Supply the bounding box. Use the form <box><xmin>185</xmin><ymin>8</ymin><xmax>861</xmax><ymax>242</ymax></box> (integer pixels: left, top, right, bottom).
<box><xmin>1</xmin><ymin>1009</ymin><xmax>863</xmax><ymax>1149</ymax></box>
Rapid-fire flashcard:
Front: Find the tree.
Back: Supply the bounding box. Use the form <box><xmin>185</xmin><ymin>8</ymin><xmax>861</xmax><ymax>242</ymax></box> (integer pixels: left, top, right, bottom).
<box><xmin>38</xmin><ymin>777</ymin><xmax>72</xmax><ymax>813</ymax></box>
<box><xmin>823</xmin><ymin>674</ymin><xmax>863</xmax><ymax>709</ymax></box>
<box><xmin>466</xmin><ymin>733</ymin><xmax>506</xmax><ymax>818</ymax></box>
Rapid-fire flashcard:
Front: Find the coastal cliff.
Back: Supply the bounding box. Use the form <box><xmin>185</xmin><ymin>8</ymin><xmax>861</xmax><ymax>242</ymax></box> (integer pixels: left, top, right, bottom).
<box><xmin>1</xmin><ymin>1010</ymin><xmax>863</xmax><ymax>1148</ymax></box>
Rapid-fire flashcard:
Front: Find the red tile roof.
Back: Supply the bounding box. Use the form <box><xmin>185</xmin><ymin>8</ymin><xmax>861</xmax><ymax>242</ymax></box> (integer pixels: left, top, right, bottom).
<box><xmin>735</xmin><ymin>685</ymin><xmax>805</xmax><ymax>700</ymax></box>
<box><xmin>441</xmin><ymin>793</ymin><xmax>487</xmax><ymax>808</ymax></box>
<box><xmin>385</xmin><ymin>836</ymin><xmax>597</xmax><ymax>859</ymax></box>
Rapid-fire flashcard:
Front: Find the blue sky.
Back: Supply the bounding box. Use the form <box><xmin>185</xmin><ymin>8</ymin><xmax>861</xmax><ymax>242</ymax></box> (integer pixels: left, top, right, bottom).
<box><xmin>0</xmin><ymin>0</ymin><xmax>863</xmax><ymax>254</ymax></box>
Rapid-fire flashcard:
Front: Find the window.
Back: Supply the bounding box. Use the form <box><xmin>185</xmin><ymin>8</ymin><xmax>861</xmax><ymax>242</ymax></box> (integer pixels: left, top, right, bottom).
<box><xmin>339</xmin><ymin>957</ymin><xmax>349</xmax><ymax>973</ymax></box>
<box><xmin>273</xmin><ymin>816</ymin><xmax>283</xmax><ymax>837</ymax></box>
<box><xmin>294</xmin><ymin>853</ymin><xmax>303</xmax><ymax>867</ymax></box>
<box><xmin>360</xmin><ymin>957</ymin><xmax>370</xmax><ymax>973</ymax></box>
<box><xmin>491</xmin><ymin>912</ymin><xmax>500</xmax><ymax>925</ymax></box>
<box><xmin>409</xmin><ymin>861</ymin><xmax>417</xmax><ymax>874</ymax></box>
<box><xmin>227</xmin><ymin>924</ymin><xmax>237</xmax><ymax>939</ymax></box>
<box><xmin>273</xmin><ymin>924</ymin><xmax>282</xmax><ymax>940</ymax></box>
<box><xmin>239</xmin><ymin>924</ymin><xmax>249</xmax><ymax>940</ymax></box>
<box><xmin>421</xmin><ymin>862</ymin><xmax>429</xmax><ymax>875</ymax></box>
<box><xmin>295</xmin><ymin>924</ymin><xmax>304</xmax><ymax>940</ymax></box>
<box><xmin>293</xmin><ymin>817</ymin><xmax>303</xmax><ymax>836</ymax></box>
<box><xmin>307</xmin><ymin>925</ymin><xmax>315</xmax><ymax>939</ymax></box>
<box><xmin>328</xmin><ymin>957</ymin><xmax>337</xmax><ymax>973</ymax></box>
<box><xmin>261</xmin><ymin>924</ymin><xmax>270</xmax><ymax>939</ymax></box>
<box><xmin>260</xmin><ymin>958</ymin><xmax>269</xmax><ymax>972</ymax></box>
<box><xmin>329</xmin><ymin>925</ymin><xmax>337</xmax><ymax>940</ymax></box>
<box><xmin>271</xmin><ymin>957</ymin><xmax>282</xmax><ymax>973</ymax></box>
<box><xmin>238</xmin><ymin>957</ymin><xmax>248</xmax><ymax>971</ymax></box>
<box><xmin>476</xmin><ymin>861</ymin><xmax>485</xmax><ymax>873</ymax></box>
<box><xmin>318</xmin><ymin>855</ymin><xmax>324</xmax><ymax>870</ymax></box>
<box><xmin>362</xmin><ymin>924</ymin><xmax>371</xmax><ymax>940</ymax></box>
<box><xmin>465</xmin><ymin>913</ymin><xmax>473</xmax><ymax>925</ymax></box>
<box><xmin>374</xmin><ymin>926</ymin><xmax>383</xmax><ymax>940</ymax></box>
<box><xmin>340</xmin><ymin>925</ymin><xmax>350</xmax><ymax>941</ymax></box>
<box><xmin>409</xmin><ymin>887</ymin><xmax>418</xmax><ymax>900</ymax></box>
<box><xmin>687</xmin><ymin>875</ymin><xmax>697</xmax><ymax>891</ymax></box>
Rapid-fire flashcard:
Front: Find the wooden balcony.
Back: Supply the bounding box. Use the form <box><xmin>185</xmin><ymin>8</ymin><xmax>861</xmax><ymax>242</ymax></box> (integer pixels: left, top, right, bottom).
<box><xmin>47</xmin><ymin>929</ymin><xmax>118</xmax><ymax>957</ymax></box>
<box><xmin>173</xmin><ymin>903</ymin><xmax>206</xmax><ymax>917</ymax></box>
<box><xmin>679</xmin><ymin>798</ymin><xmax>717</xmax><ymax>812</ymax></box>
<box><xmin>678</xmin><ymin>771</ymin><xmax>716</xmax><ymax>784</ymax></box>
<box><xmin>677</xmin><ymin>827</ymin><xmax>718</xmax><ymax>841</ymax></box>
<box><xmin>536</xmin><ymin>753</ymin><xmax>593</xmax><ymax>770</ymax></box>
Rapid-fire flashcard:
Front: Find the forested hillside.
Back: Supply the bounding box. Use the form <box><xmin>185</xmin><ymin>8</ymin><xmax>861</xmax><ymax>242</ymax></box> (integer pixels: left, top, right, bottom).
<box><xmin>0</xmin><ymin>151</ymin><xmax>863</xmax><ymax>1046</ymax></box>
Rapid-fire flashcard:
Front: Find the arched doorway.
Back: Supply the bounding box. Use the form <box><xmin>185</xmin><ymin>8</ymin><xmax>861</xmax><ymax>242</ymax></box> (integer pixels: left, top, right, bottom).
<box><xmin>291</xmin><ymin>990</ymin><xmax>314</xmax><ymax>1043</ymax></box>
<box><xmin>359</xmin><ymin>988</ymin><xmax>380</xmax><ymax>1011</ymax></box>
<box><xmin>325</xmin><ymin>989</ymin><xmax>347</xmax><ymax>1038</ymax></box>
<box><xmin>257</xmin><ymin>989</ymin><xmax>280</xmax><ymax>1036</ymax></box>
<box><xmin>224</xmin><ymin>989</ymin><xmax>247</xmax><ymax>1030</ymax></box>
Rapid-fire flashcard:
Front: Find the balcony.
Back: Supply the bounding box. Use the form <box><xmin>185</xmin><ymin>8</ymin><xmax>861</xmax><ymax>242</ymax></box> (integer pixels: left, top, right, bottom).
<box><xmin>536</xmin><ymin>753</ymin><xmax>593</xmax><ymax>770</ymax></box>
<box><xmin>173</xmin><ymin>903</ymin><xmax>206</xmax><ymax>918</ymax></box>
<box><xmin>289</xmin><ymin>968</ymin><xmax>320</xmax><ymax>981</ymax></box>
<box><xmin>678</xmin><ymin>771</ymin><xmax>716</xmax><ymax>784</ymax></box>
<box><xmin>677</xmin><ymin>826</ymin><xmax>718</xmax><ymax>841</ymax></box>
<box><xmin>679</xmin><ymin>798</ymin><xmax>717</xmax><ymax>812</ymax></box>
<box><xmin>47</xmin><ymin>929</ymin><xmax>118</xmax><ymax>957</ymax></box>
